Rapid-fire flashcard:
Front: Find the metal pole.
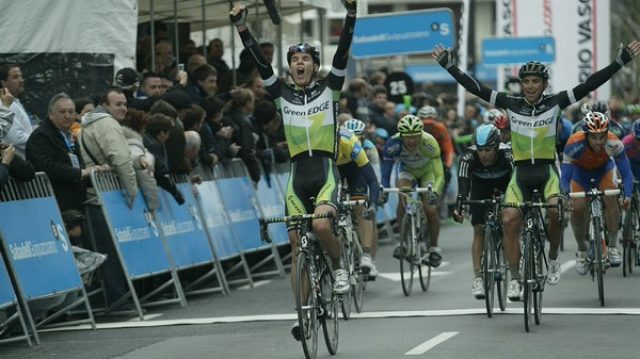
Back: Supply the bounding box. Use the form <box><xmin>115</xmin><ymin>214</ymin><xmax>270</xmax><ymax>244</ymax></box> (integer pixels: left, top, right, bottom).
<box><xmin>299</xmin><ymin>1</ymin><xmax>304</xmax><ymax>43</ymax></box>
<box><xmin>150</xmin><ymin>0</ymin><xmax>156</xmax><ymax>72</ymax></box>
<box><xmin>277</xmin><ymin>0</ymin><xmax>284</xmax><ymax>75</ymax></box>
<box><xmin>174</xmin><ymin>0</ymin><xmax>180</xmax><ymax>66</ymax></box>
<box><xmin>456</xmin><ymin>0</ymin><xmax>471</xmax><ymax>119</ymax></box>
<box><xmin>202</xmin><ymin>0</ymin><xmax>207</xmax><ymax>57</ymax></box>
<box><xmin>231</xmin><ymin>21</ymin><xmax>237</xmax><ymax>88</ymax></box>
<box><xmin>255</xmin><ymin>0</ymin><xmax>262</xmax><ymax>40</ymax></box>
<box><xmin>318</xmin><ymin>8</ymin><xmax>325</xmax><ymax>69</ymax></box>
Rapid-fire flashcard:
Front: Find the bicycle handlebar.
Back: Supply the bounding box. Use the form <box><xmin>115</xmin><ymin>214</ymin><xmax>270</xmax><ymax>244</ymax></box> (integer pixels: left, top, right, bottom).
<box><xmin>382</xmin><ymin>186</ymin><xmax>432</xmax><ymax>194</ymax></box>
<box><xmin>569</xmin><ymin>189</ymin><xmax>621</xmax><ymax>199</ymax></box>
<box><xmin>340</xmin><ymin>199</ymin><xmax>368</xmax><ymax>207</ymax></box>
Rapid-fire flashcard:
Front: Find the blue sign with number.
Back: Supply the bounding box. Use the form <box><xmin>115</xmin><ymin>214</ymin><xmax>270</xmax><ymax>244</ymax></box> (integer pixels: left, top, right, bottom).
<box><xmin>0</xmin><ymin>198</ymin><xmax>82</xmax><ymax>299</ymax></box>
<box><xmin>100</xmin><ymin>191</ymin><xmax>172</xmax><ymax>279</ymax></box>
<box><xmin>155</xmin><ymin>184</ymin><xmax>214</xmax><ymax>270</ymax></box>
<box><xmin>196</xmin><ymin>181</ymin><xmax>241</xmax><ymax>260</ymax></box>
<box><xmin>482</xmin><ymin>36</ymin><xmax>555</xmax><ymax>65</ymax></box>
<box><xmin>0</xmin><ymin>254</ymin><xmax>16</xmax><ymax>308</ymax></box>
<box><xmin>352</xmin><ymin>9</ymin><xmax>455</xmax><ymax>59</ymax></box>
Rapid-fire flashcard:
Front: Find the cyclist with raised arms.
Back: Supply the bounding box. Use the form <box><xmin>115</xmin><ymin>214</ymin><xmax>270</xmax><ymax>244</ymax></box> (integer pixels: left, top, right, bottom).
<box><xmin>434</xmin><ymin>40</ymin><xmax>640</xmax><ymax>300</ymax></box>
<box><xmin>230</xmin><ymin>0</ymin><xmax>357</xmax><ymax>341</ymax></box>
<box><xmin>337</xmin><ymin>120</ymin><xmax>381</xmax><ymax>278</ymax></box>
<box><xmin>562</xmin><ymin>112</ymin><xmax>633</xmax><ymax>271</ymax></box>
<box><xmin>453</xmin><ymin>124</ymin><xmax>513</xmax><ymax>299</ymax></box>
<box><xmin>381</xmin><ymin>115</ymin><xmax>445</xmax><ymax>267</ymax></box>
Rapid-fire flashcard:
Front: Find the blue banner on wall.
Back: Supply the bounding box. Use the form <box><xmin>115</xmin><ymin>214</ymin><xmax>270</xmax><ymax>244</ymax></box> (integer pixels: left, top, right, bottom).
<box><xmin>482</xmin><ymin>36</ymin><xmax>555</xmax><ymax>66</ymax></box>
<box><xmin>352</xmin><ymin>9</ymin><xmax>455</xmax><ymax>59</ymax></box>
<box><xmin>155</xmin><ymin>184</ymin><xmax>215</xmax><ymax>270</ymax></box>
<box><xmin>256</xmin><ymin>175</ymin><xmax>288</xmax><ymax>245</ymax></box>
<box><xmin>100</xmin><ymin>191</ymin><xmax>172</xmax><ymax>279</ymax></box>
<box><xmin>196</xmin><ymin>181</ymin><xmax>242</xmax><ymax>260</ymax></box>
<box><xmin>0</xmin><ymin>254</ymin><xmax>16</xmax><ymax>308</ymax></box>
<box><xmin>216</xmin><ymin>177</ymin><xmax>265</xmax><ymax>253</ymax></box>
<box><xmin>0</xmin><ymin>198</ymin><xmax>82</xmax><ymax>299</ymax></box>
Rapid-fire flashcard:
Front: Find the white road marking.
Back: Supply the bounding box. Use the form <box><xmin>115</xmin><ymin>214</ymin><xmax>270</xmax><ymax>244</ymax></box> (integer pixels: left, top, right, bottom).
<box><xmin>377</xmin><ymin>272</ymin><xmax>450</xmax><ymax>281</ymax></box>
<box><xmin>560</xmin><ymin>260</ymin><xmax>576</xmax><ymax>273</ymax></box>
<box><xmin>128</xmin><ymin>314</ymin><xmax>163</xmax><ymax>322</ymax></box>
<box><xmin>41</xmin><ymin>307</ymin><xmax>640</xmax><ymax>333</ymax></box>
<box><xmin>405</xmin><ymin>331</ymin><xmax>459</xmax><ymax>355</ymax></box>
<box><xmin>237</xmin><ymin>280</ymin><xmax>272</xmax><ymax>290</ymax></box>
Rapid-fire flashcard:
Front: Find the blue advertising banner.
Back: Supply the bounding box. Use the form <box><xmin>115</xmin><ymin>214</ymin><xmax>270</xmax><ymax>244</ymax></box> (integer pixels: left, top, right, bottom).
<box><xmin>0</xmin><ymin>198</ymin><xmax>82</xmax><ymax>299</ymax></box>
<box><xmin>155</xmin><ymin>184</ymin><xmax>214</xmax><ymax>270</ymax></box>
<box><xmin>100</xmin><ymin>191</ymin><xmax>172</xmax><ymax>279</ymax></box>
<box><xmin>215</xmin><ymin>177</ymin><xmax>265</xmax><ymax>253</ymax></box>
<box><xmin>482</xmin><ymin>36</ymin><xmax>555</xmax><ymax>65</ymax></box>
<box><xmin>196</xmin><ymin>181</ymin><xmax>242</xmax><ymax>260</ymax></box>
<box><xmin>352</xmin><ymin>9</ymin><xmax>455</xmax><ymax>59</ymax></box>
<box><xmin>0</xmin><ymin>254</ymin><xmax>16</xmax><ymax>308</ymax></box>
<box><xmin>256</xmin><ymin>175</ymin><xmax>288</xmax><ymax>245</ymax></box>
<box><xmin>405</xmin><ymin>63</ymin><xmax>497</xmax><ymax>84</ymax></box>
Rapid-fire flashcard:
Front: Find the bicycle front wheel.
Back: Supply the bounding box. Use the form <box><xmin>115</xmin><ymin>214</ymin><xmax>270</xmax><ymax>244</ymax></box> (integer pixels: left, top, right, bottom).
<box><xmin>418</xmin><ymin>219</ymin><xmax>431</xmax><ymax>292</ymax></box>
<box><xmin>623</xmin><ymin>204</ymin><xmax>639</xmax><ymax>277</ymax></box>
<box><xmin>320</xmin><ymin>264</ymin><xmax>339</xmax><ymax>355</ymax></box>
<box><xmin>533</xmin><ymin>237</ymin><xmax>545</xmax><ymax>325</ymax></box>
<box><xmin>483</xmin><ymin>225</ymin><xmax>497</xmax><ymax>317</ymax></box>
<box><xmin>339</xmin><ymin>232</ymin><xmax>353</xmax><ymax>320</ymax></box>
<box><xmin>399</xmin><ymin>215</ymin><xmax>415</xmax><ymax>296</ymax></box>
<box><xmin>295</xmin><ymin>252</ymin><xmax>318</xmax><ymax>359</ymax></box>
<box><xmin>495</xmin><ymin>234</ymin><xmax>509</xmax><ymax>312</ymax></box>
<box><xmin>593</xmin><ymin>217</ymin><xmax>605</xmax><ymax>307</ymax></box>
<box><xmin>523</xmin><ymin>231</ymin><xmax>534</xmax><ymax>332</ymax></box>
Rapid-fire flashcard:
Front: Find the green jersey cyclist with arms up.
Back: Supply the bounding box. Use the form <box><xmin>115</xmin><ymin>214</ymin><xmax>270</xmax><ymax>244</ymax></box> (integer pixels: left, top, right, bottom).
<box><xmin>434</xmin><ymin>40</ymin><xmax>640</xmax><ymax>300</ymax></box>
<box><xmin>230</xmin><ymin>0</ymin><xmax>357</xmax><ymax>340</ymax></box>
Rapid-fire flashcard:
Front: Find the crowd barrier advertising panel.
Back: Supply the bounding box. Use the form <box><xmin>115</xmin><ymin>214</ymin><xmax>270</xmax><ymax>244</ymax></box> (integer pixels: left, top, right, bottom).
<box><xmin>215</xmin><ymin>177</ymin><xmax>264</xmax><ymax>252</ymax></box>
<box><xmin>352</xmin><ymin>9</ymin><xmax>455</xmax><ymax>59</ymax></box>
<box><xmin>100</xmin><ymin>191</ymin><xmax>172</xmax><ymax>279</ymax></box>
<box><xmin>256</xmin><ymin>175</ymin><xmax>288</xmax><ymax>245</ymax></box>
<box><xmin>0</xmin><ymin>254</ymin><xmax>16</xmax><ymax>308</ymax></box>
<box><xmin>0</xmin><ymin>198</ymin><xmax>82</xmax><ymax>299</ymax></box>
<box><xmin>156</xmin><ymin>185</ymin><xmax>214</xmax><ymax>270</ymax></box>
<box><xmin>196</xmin><ymin>181</ymin><xmax>241</xmax><ymax>259</ymax></box>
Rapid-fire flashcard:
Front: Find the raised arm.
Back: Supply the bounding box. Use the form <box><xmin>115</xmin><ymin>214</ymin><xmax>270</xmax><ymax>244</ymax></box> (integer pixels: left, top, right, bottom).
<box><xmin>230</xmin><ymin>3</ymin><xmax>276</xmax><ymax>82</ymax></box>
<box><xmin>326</xmin><ymin>0</ymin><xmax>357</xmax><ymax>90</ymax></box>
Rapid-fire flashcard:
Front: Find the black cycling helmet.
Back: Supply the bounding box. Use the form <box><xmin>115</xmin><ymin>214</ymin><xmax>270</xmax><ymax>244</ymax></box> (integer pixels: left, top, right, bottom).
<box><xmin>518</xmin><ymin>61</ymin><xmax>549</xmax><ymax>80</ymax></box>
<box><xmin>472</xmin><ymin>124</ymin><xmax>501</xmax><ymax>149</ymax></box>
<box><xmin>287</xmin><ymin>43</ymin><xmax>320</xmax><ymax>65</ymax></box>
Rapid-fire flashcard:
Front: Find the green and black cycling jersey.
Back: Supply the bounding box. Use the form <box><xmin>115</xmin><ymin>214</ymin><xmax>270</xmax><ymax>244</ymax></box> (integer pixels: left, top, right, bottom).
<box><xmin>445</xmin><ymin>59</ymin><xmax>629</xmax><ymax>164</ymax></box>
<box><xmin>238</xmin><ymin>16</ymin><xmax>355</xmax><ymax>161</ymax></box>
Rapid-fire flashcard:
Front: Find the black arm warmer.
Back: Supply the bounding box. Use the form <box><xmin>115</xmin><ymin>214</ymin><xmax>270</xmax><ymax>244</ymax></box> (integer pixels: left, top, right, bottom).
<box><xmin>332</xmin><ymin>15</ymin><xmax>356</xmax><ymax>70</ymax></box>
<box><xmin>572</xmin><ymin>61</ymin><xmax>623</xmax><ymax>101</ymax></box>
<box><xmin>361</xmin><ymin>163</ymin><xmax>380</xmax><ymax>205</ymax></box>
<box><xmin>239</xmin><ymin>29</ymin><xmax>275</xmax><ymax>80</ymax></box>
<box><xmin>447</xmin><ymin>66</ymin><xmax>494</xmax><ymax>103</ymax></box>
<box><xmin>457</xmin><ymin>175</ymin><xmax>471</xmax><ymax>200</ymax></box>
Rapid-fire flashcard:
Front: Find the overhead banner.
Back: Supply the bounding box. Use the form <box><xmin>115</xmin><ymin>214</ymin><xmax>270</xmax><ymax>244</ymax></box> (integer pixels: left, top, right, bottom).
<box><xmin>352</xmin><ymin>9</ymin><xmax>456</xmax><ymax>59</ymax></box>
<box><xmin>482</xmin><ymin>36</ymin><xmax>556</xmax><ymax>65</ymax></box>
<box><xmin>496</xmin><ymin>0</ymin><xmax>610</xmax><ymax>99</ymax></box>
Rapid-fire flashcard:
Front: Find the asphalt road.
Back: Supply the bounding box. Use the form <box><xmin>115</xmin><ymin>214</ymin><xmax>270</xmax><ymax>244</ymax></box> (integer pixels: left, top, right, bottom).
<box><xmin>3</xmin><ymin>221</ymin><xmax>640</xmax><ymax>359</ymax></box>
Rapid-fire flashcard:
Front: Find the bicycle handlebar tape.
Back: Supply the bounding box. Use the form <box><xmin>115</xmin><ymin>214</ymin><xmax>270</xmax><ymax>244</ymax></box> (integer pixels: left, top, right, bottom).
<box><xmin>263</xmin><ymin>0</ymin><xmax>281</xmax><ymax>25</ymax></box>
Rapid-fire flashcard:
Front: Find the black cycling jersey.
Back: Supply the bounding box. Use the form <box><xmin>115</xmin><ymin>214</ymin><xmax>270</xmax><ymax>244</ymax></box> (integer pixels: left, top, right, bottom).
<box><xmin>457</xmin><ymin>143</ymin><xmax>514</xmax><ymax>199</ymax></box>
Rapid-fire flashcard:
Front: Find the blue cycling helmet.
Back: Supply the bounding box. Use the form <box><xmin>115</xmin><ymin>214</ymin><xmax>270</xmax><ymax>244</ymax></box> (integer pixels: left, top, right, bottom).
<box><xmin>633</xmin><ymin>119</ymin><xmax>640</xmax><ymax>140</ymax></box>
<box><xmin>374</xmin><ymin>128</ymin><xmax>389</xmax><ymax>140</ymax></box>
<box><xmin>472</xmin><ymin>124</ymin><xmax>500</xmax><ymax>149</ymax></box>
<box><xmin>344</xmin><ymin>118</ymin><xmax>366</xmax><ymax>136</ymax></box>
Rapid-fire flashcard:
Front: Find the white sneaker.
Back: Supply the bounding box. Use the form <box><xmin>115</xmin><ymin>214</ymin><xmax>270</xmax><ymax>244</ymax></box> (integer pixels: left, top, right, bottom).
<box><xmin>360</xmin><ymin>254</ymin><xmax>374</xmax><ymax>273</ymax></box>
<box><xmin>609</xmin><ymin>247</ymin><xmax>621</xmax><ymax>267</ymax></box>
<box><xmin>368</xmin><ymin>259</ymin><xmax>379</xmax><ymax>279</ymax></box>
<box><xmin>575</xmin><ymin>251</ymin><xmax>587</xmax><ymax>276</ymax></box>
<box><xmin>548</xmin><ymin>257</ymin><xmax>561</xmax><ymax>285</ymax></box>
<box><xmin>333</xmin><ymin>269</ymin><xmax>350</xmax><ymax>294</ymax></box>
<box><xmin>472</xmin><ymin>277</ymin><xmax>485</xmax><ymax>299</ymax></box>
<box><xmin>507</xmin><ymin>279</ymin><xmax>521</xmax><ymax>301</ymax></box>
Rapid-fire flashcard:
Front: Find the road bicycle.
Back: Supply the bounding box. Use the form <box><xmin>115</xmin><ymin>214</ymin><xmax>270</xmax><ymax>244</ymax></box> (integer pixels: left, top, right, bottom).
<box><xmin>504</xmin><ymin>190</ymin><xmax>561</xmax><ymax>332</ymax></box>
<box><xmin>336</xmin><ymin>195</ymin><xmax>367</xmax><ymax>318</ymax></box>
<box><xmin>570</xmin><ymin>180</ymin><xmax>620</xmax><ymax>306</ymax></box>
<box><xmin>622</xmin><ymin>181</ymin><xmax>640</xmax><ymax>277</ymax></box>
<box><xmin>383</xmin><ymin>186</ymin><xmax>433</xmax><ymax>297</ymax></box>
<box><xmin>260</xmin><ymin>212</ymin><xmax>339</xmax><ymax>359</ymax></box>
<box><xmin>460</xmin><ymin>192</ymin><xmax>509</xmax><ymax>317</ymax></box>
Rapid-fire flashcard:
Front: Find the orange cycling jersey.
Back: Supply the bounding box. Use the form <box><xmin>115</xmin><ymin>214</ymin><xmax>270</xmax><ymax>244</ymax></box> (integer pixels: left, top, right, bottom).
<box><xmin>563</xmin><ymin>131</ymin><xmax>624</xmax><ymax>171</ymax></box>
<box><xmin>422</xmin><ymin>119</ymin><xmax>454</xmax><ymax>168</ymax></box>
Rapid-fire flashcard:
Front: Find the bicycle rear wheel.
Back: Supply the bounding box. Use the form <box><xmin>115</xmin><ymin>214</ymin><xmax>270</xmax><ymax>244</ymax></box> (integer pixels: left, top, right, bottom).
<box><xmin>418</xmin><ymin>219</ymin><xmax>431</xmax><ymax>292</ymax></box>
<box><xmin>295</xmin><ymin>253</ymin><xmax>318</xmax><ymax>359</ymax></box>
<box><xmin>496</xmin><ymin>235</ymin><xmax>509</xmax><ymax>312</ymax></box>
<box><xmin>399</xmin><ymin>215</ymin><xmax>415</xmax><ymax>296</ymax></box>
<box><xmin>523</xmin><ymin>231</ymin><xmax>534</xmax><ymax>332</ymax></box>
<box><xmin>483</xmin><ymin>225</ymin><xmax>496</xmax><ymax>317</ymax></box>
<box><xmin>352</xmin><ymin>232</ymin><xmax>365</xmax><ymax>313</ymax></box>
<box><xmin>623</xmin><ymin>205</ymin><xmax>639</xmax><ymax>277</ymax></box>
<box><xmin>593</xmin><ymin>217</ymin><xmax>605</xmax><ymax>307</ymax></box>
<box><xmin>339</xmin><ymin>233</ymin><xmax>353</xmax><ymax>320</ymax></box>
<box><xmin>533</xmin><ymin>237</ymin><xmax>545</xmax><ymax>325</ymax></box>
<box><xmin>320</xmin><ymin>265</ymin><xmax>339</xmax><ymax>355</ymax></box>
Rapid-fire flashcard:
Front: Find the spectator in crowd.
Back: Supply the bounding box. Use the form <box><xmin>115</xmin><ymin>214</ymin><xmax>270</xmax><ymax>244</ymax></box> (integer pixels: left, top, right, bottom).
<box><xmin>136</xmin><ymin>72</ymin><xmax>164</xmax><ymax>99</ymax></box>
<box><xmin>183</xmin><ymin>105</ymin><xmax>205</xmax><ymax>132</ymax></box>
<box><xmin>180</xmin><ymin>39</ymin><xmax>198</xmax><ymax>63</ymax></box>
<box><xmin>253</xmin><ymin>100</ymin><xmax>288</xmax><ymax>180</ymax></box>
<box><xmin>208</xmin><ymin>38</ymin><xmax>230</xmax><ymax>76</ymax></box>
<box><xmin>186</xmin><ymin>53</ymin><xmax>207</xmax><ymax>75</ymax></box>
<box><xmin>114</xmin><ymin>67</ymin><xmax>157</xmax><ymax>112</ymax></box>
<box><xmin>369</xmin><ymin>70</ymin><xmax>387</xmax><ymax>87</ymax></box>
<box><xmin>347</xmin><ymin>77</ymin><xmax>371</xmax><ymax>124</ymax></box>
<box><xmin>0</xmin><ymin>64</ymin><xmax>32</xmax><ymax>158</ymax></box>
<box><xmin>260</xmin><ymin>42</ymin><xmax>275</xmax><ymax>65</ymax></box>
<box><xmin>80</xmin><ymin>87</ymin><xmax>137</xmax><ymax>307</ymax></box>
<box><xmin>184</xmin><ymin>64</ymin><xmax>218</xmax><ymax>104</ymax></box>
<box><xmin>122</xmin><ymin>108</ymin><xmax>160</xmax><ymax>212</ymax></box>
<box><xmin>161</xmin><ymin>89</ymin><xmax>192</xmax><ymax>174</ymax></box>
<box><xmin>72</xmin><ymin>96</ymin><xmax>95</xmax><ymax>139</ymax></box>
<box><xmin>199</xmin><ymin>95</ymin><xmax>239</xmax><ymax>168</ymax></box>
<box><xmin>226</xmin><ymin>88</ymin><xmax>260</xmax><ymax>184</ymax></box>
<box><xmin>143</xmin><ymin>113</ymin><xmax>185</xmax><ymax>205</ymax></box>
<box><xmin>184</xmin><ymin>130</ymin><xmax>202</xmax><ymax>167</ymax></box>
<box><xmin>153</xmin><ymin>38</ymin><xmax>176</xmax><ymax>77</ymax></box>
<box><xmin>246</xmin><ymin>75</ymin><xmax>267</xmax><ymax>102</ymax></box>
<box><xmin>27</xmin><ymin>93</ymin><xmax>99</xmax><ymax>213</ymax></box>
<box><xmin>369</xmin><ymin>85</ymin><xmax>395</xmax><ymax>134</ymax></box>
<box><xmin>0</xmin><ymin>90</ymin><xmax>15</xmax><ymax>189</ymax></box>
